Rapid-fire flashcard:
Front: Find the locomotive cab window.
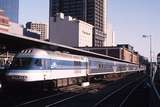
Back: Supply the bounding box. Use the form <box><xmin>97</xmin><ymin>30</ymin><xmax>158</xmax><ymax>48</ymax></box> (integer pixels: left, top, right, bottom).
<box><xmin>10</xmin><ymin>58</ymin><xmax>45</xmax><ymax>70</ymax></box>
<box><xmin>10</xmin><ymin>58</ymin><xmax>33</xmax><ymax>68</ymax></box>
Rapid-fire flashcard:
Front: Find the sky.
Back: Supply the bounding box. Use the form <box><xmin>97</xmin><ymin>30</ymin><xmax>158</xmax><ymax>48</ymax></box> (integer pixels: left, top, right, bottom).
<box><xmin>19</xmin><ymin>0</ymin><xmax>160</xmax><ymax>61</ymax></box>
<box><xmin>19</xmin><ymin>0</ymin><xmax>49</xmax><ymax>24</ymax></box>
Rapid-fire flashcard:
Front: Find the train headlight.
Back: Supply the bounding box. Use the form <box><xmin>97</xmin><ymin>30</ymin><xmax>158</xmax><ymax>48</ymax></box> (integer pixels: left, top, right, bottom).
<box><xmin>0</xmin><ymin>83</ymin><xmax>2</xmax><ymax>88</ymax></box>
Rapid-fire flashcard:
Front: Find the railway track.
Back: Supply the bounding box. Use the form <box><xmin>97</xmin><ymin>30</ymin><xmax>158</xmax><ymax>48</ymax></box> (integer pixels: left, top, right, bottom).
<box><xmin>16</xmin><ymin>92</ymin><xmax>66</xmax><ymax>107</ymax></box>
<box><xmin>12</xmin><ymin>73</ymin><xmax>145</xmax><ymax>107</ymax></box>
<box><xmin>16</xmin><ymin>92</ymin><xmax>86</xmax><ymax>107</ymax></box>
<box><xmin>0</xmin><ymin>73</ymin><xmax>147</xmax><ymax>107</ymax></box>
<box><xmin>92</xmin><ymin>76</ymin><xmax>146</xmax><ymax>107</ymax></box>
<box><xmin>15</xmin><ymin>83</ymin><xmax>103</xmax><ymax>107</ymax></box>
<box><xmin>43</xmin><ymin>75</ymin><xmax>146</xmax><ymax>107</ymax></box>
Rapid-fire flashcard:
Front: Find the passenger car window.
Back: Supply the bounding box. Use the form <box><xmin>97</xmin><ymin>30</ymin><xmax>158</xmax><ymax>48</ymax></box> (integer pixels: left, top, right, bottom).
<box><xmin>34</xmin><ymin>59</ymin><xmax>42</xmax><ymax>66</ymax></box>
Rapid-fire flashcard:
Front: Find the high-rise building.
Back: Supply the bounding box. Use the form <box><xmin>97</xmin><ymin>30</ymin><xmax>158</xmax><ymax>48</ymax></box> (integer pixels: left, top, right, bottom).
<box><xmin>49</xmin><ymin>0</ymin><xmax>107</xmax><ymax>47</ymax></box>
<box><xmin>50</xmin><ymin>13</ymin><xmax>93</xmax><ymax>47</ymax></box>
<box><xmin>26</xmin><ymin>22</ymin><xmax>48</xmax><ymax>40</ymax></box>
<box><xmin>0</xmin><ymin>0</ymin><xmax>19</xmax><ymax>23</ymax></box>
<box><xmin>104</xmin><ymin>23</ymin><xmax>115</xmax><ymax>46</ymax></box>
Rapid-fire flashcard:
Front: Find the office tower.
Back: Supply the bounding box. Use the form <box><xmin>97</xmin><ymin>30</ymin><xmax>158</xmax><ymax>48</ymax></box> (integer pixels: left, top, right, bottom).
<box><xmin>0</xmin><ymin>0</ymin><xmax>19</xmax><ymax>23</ymax></box>
<box><xmin>49</xmin><ymin>0</ymin><xmax>107</xmax><ymax>47</ymax></box>
<box><xmin>104</xmin><ymin>23</ymin><xmax>115</xmax><ymax>46</ymax></box>
<box><xmin>26</xmin><ymin>22</ymin><xmax>48</xmax><ymax>40</ymax></box>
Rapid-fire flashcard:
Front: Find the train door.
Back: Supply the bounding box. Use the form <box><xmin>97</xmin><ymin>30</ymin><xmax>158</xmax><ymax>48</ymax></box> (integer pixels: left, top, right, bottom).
<box><xmin>84</xmin><ymin>57</ymin><xmax>89</xmax><ymax>76</ymax></box>
<box><xmin>42</xmin><ymin>59</ymin><xmax>51</xmax><ymax>80</ymax></box>
<box><xmin>50</xmin><ymin>59</ymin><xmax>57</xmax><ymax>79</ymax></box>
<box><xmin>113</xmin><ymin>61</ymin><xmax>117</xmax><ymax>72</ymax></box>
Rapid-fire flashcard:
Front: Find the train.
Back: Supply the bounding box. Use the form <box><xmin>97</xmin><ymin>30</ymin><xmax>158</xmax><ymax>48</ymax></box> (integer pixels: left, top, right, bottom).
<box><xmin>3</xmin><ymin>48</ymin><xmax>145</xmax><ymax>89</ymax></box>
<box><xmin>155</xmin><ymin>53</ymin><xmax>160</xmax><ymax>81</ymax></box>
<box><xmin>157</xmin><ymin>53</ymin><xmax>160</xmax><ymax>70</ymax></box>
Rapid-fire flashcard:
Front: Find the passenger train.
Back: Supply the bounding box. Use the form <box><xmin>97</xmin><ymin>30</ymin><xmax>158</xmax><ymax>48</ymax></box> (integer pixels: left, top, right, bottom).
<box><xmin>157</xmin><ymin>53</ymin><xmax>160</xmax><ymax>70</ymax></box>
<box><xmin>4</xmin><ymin>48</ymin><xmax>145</xmax><ymax>88</ymax></box>
<box><xmin>156</xmin><ymin>53</ymin><xmax>160</xmax><ymax>81</ymax></box>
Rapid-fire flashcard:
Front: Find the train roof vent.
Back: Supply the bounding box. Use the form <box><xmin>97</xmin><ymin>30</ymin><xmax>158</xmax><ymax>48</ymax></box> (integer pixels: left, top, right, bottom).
<box><xmin>27</xmin><ymin>50</ymin><xmax>32</xmax><ymax>53</ymax></box>
<box><xmin>21</xmin><ymin>49</ymin><xmax>32</xmax><ymax>54</ymax></box>
<box><xmin>21</xmin><ymin>50</ymin><xmax>25</xmax><ymax>53</ymax></box>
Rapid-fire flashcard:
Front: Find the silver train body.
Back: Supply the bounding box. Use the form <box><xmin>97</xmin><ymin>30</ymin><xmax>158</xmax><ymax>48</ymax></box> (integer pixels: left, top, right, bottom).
<box><xmin>6</xmin><ymin>48</ymin><xmax>144</xmax><ymax>82</ymax></box>
<box><xmin>157</xmin><ymin>53</ymin><xmax>160</xmax><ymax>69</ymax></box>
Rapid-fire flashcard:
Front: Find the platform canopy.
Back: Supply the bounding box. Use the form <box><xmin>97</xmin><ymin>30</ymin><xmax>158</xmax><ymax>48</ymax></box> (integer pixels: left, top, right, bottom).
<box><xmin>0</xmin><ymin>32</ymin><xmax>130</xmax><ymax>63</ymax></box>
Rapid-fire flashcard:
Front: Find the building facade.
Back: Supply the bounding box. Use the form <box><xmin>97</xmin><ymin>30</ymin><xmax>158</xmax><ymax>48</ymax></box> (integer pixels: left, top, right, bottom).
<box><xmin>49</xmin><ymin>0</ymin><xmax>107</xmax><ymax>47</ymax></box>
<box><xmin>79</xmin><ymin>44</ymin><xmax>139</xmax><ymax>64</ymax></box>
<box><xmin>8</xmin><ymin>21</ymin><xmax>23</xmax><ymax>36</ymax></box>
<box><xmin>49</xmin><ymin>13</ymin><xmax>93</xmax><ymax>47</ymax></box>
<box><xmin>0</xmin><ymin>10</ymin><xmax>9</xmax><ymax>32</ymax></box>
<box><xmin>23</xmin><ymin>28</ymin><xmax>41</xmax><ymax>39</ymax></box>
<box><xmin>0</xmin><ymin>0</ymin><xmax>19</xmax><ymax>23</ymax></box>
<box><xmin>104</xmin><ymin>23</ymin><xmax>115</xmax><ymax>46</ymax></box>
<box><xmin>26</xmin><ymin>22</ymin><xmax>48</xmax><ymax>41</ymax></box>
<box><xmin>0</xmin><ymin>9</ymin><xmax>22</xmax><ymax>36</ymax></box>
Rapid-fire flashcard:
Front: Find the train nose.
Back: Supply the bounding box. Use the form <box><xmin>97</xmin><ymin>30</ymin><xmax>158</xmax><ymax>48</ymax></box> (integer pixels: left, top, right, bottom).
<box><xmin>6</xmin><ymin>74</ymin><xmax>28</xmax><ymax>81</ymax></box>
<box><xmin>11</xmin><ymin>75</ymin><xmax>27</xmax><ymax>80</ymax></box>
